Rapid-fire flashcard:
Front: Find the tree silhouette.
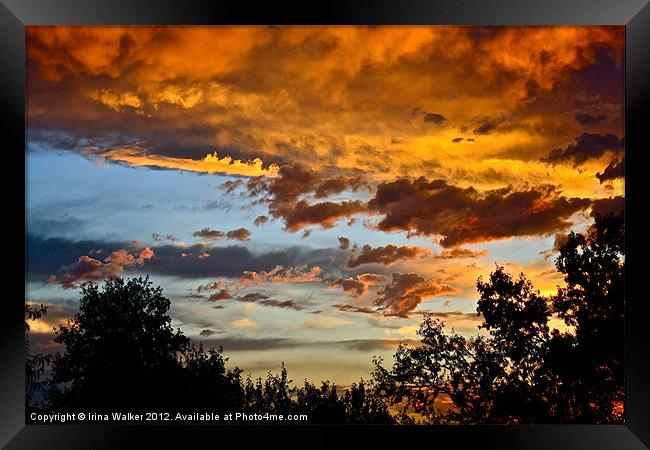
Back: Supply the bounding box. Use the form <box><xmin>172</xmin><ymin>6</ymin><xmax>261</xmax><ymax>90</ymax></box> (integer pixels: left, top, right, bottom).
<box><xmin>47</xmin><ymin>277</ymin><xmax>190</xmax><ymax>411</ymax></box>
<box><xmin>35</xmin><ymin>276</ymin><xmax>393</xmax><ymax>423</ymax></box>
<box><xmin>240</xmin><ymin>367</ymin><xmax>394</xmax><ymax>423</ymax></box>
<box><xmin>242</xmin><ymin>364</ymin><xmax>294</xmax><ymax>416</ymax></box>
<box><xmin>373</xmin><ymin>212</ymin><xmax>624</xmax><ymax>424</ymax></box>
<box><xmin>295</xmin><ymin>380</ymin><xmax>347</xmax><ymax>423</ymax></box>
<box><xmin>175</xmin><ymin>344</ymin><xmax>245</xmax><ymax>411</ymax></box>
<box><xmin>25</xmin><ymin>304</ymin><xmax>52</xmax><ymax>410</ymax></box>
<box><xmin>547</xmin><ymin>211</ymin><xmax>624</xmax><ymax>422</ymax></box>
<box><xmin>341</xmin><ymin>379</ymin><xmax>395</xmax><ymax>424</ymax></box>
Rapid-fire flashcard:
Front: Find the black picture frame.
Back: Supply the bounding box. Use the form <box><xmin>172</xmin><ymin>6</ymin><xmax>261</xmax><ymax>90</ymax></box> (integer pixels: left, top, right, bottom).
<box><xmin>3</xmin><ymin>1</ymin><xmax>648</xmax><ymax>448</ymax></box>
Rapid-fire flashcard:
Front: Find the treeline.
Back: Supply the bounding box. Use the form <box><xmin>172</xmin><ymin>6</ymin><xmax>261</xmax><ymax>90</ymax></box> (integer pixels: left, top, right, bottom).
<box><xmin>25</xmin><ymin>278</ymin><xmax>394</xmax><ymax>424</ymax></box>
<box><xmin>26</xmin><ymin>212</ymin><xmax>624</xmax><ymax>424</ymax></box>
<box><xmin>373</xmin><ymin>212</ymin><xmax>624</xmax><ymax>424</ymax></box>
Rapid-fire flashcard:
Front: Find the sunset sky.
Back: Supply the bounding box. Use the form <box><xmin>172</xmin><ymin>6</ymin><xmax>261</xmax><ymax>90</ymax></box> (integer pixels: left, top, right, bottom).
<box><xmin>26</xmin><ymin>26</ymin><xmax>624</xmax><ymax>385</ymax></box>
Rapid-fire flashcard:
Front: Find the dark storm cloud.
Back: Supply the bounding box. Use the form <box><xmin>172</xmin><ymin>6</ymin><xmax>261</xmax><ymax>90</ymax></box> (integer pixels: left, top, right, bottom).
<box><xmin>192</xmin><ymin>227</ymin><xmax>251</xmax><ymax>241</ymax></box>
<box><xmin>473</xmin><ymin>122</ymin><xmax>498</xmax><ymax>135</ymax></box>
<box><xmin>346</xmin><ymin>244</ymin><xmax>430</xmax><ymax>268</ymax></box>
<box><xmin>247</xmin><ymin>163</ymin><xmax>369</xmax><ymax>232</ymax></box>
<box><xmin>596</xmin><ymin>158</ymin><xmax>624</xmax><ymax>183</ymax></box>
<box><xmin>574</xmin><ymin>112</ymin><xmax>606</xmax><ymax>127</ymax></box>
<box><xmin>192</xmin><ymin>228</ymin><xmax>225</xmax><ymax>239</ymax></box>
<box><xmin>423</xmin><ymin>112</ymin><xmax>446</xmax><ymax>124</ymax></box>
<box><xmin>280</xmin><ymin>200</ymin><xmax>366</xmax><ymax>232</ymax></box>
<box><xmin>375</xmin><ymin>272</ymin><xmax>456</xmax><ymax>318</ymax></box>
<box><xmin>248</xmin><ymin>163</ymin><xmax>318</xmax><ymax>201</ymax></box>
<box><xmin>27</xmin><ymin>235</ymin><xmax>125</xmax><ymax>278</ymax></box>
<box><xmin>567</xmin><ymin>46</ymin><xmax>624</xmax><ymax>106</ymax></box>
<box><xmin>249</xmin><ymin>163</ymin><xmax>365</xmax><ymax>204</ymax></box>
<box><xmin>28</xmin><ymin>113</ymin><xmax>253</xmax><ymax>163</ymax></box>
<box><xmin>28</xmin><ymin>213</ymin><xmax>87</xmax><ymax>239</ymax></box>
<box><xmin>367</xmin><ymin>177</ymin><xmax>591</xmax><ymax>247</ymax></box>
<box><xmin>525</xmin><ymin>79</ymin><xmax>541</xmax><ymax>98</ymax></box>
<box><xmin>411</xmin><ymin>108</ymin><xmax>446</xmax><ymax>125</ymax></box>
<box><xmin>27</xmin><ymin>235</ymin><xmax>344</xmax><ymax>281</ymax></box>
<box><xmin>314</xmin><ymin>175</ymin><xmax>366</xmax><ymax>199</ymax></box>
<box><xmin>471</xmin><ymin>116</ymin><xmax>509</xmax><ymax>135</ymax></box>
<box><xmin>541</xmin><ymin>133</ymin><xmax>624</xmax><ymax>167</ymax></box>
<box><xmin>199</xmin><ymin>329</ymin><xmax>224</xmax><ymax>336</ymax></box>
<box><xmin>591</xmin><ymin>196</ymin><xmax>624</xmax><ymax>217</ymax></box>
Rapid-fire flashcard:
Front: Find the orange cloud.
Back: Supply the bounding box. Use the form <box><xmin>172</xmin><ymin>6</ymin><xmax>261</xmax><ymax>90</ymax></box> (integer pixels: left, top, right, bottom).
<box><xmin>208</xmin><ymin>289</ymin><xmax>233</xmax><ymax>302</ymax></box>
<box><xmin>103</xmin><ymin>148</ymin><xmax>279</xmax><ymax>177</ymax></box>
<box><xmin>192</xmin><ymin>227</ymin><xmax>251</xmax><ymax>241</ymax></box>
<box><xmin>89</xmin><ymin>89</ymin><xmax>142</xmax><ymax>112</ymax></box>
<box><xmin>280</xmin><ymin>200</ymin><xmax>366</xmax><ymax>232</ymax></box>
<box><xmin>330</xmin><ymin>273</ymin><xmax>387</xmax><ymax>298</ymax></box>
<box><xmin>27</xmin><ymin>26</ymin><xmax>267</xmax><ymax>82</ymax></box>
<box><xmin>433</xmin><ymin>248</ymin><xmax>489</xmax><ymax>259</ymax></box>
<box><xmin>375</xmin><ymin>272</ymin><xmax>457</xmax><ymax>318</ymax></box>
<box><xmin>55</xmin><ymin>247</ymin><xmax>154</xmax><ymax>289</ymax></box>
<box><xmin>27</xmin><ymin>26</ymin><xmax>624</xmax><ymax>204</ymax></box>
<box><xmin>347</xmin><ymin>244</ymin><xmax>431</xmax><ymax>268</ymax></box>
<box><xmin>368</xmin><ymin>177</ymin><xmax>592</xmax><ymax>247</ymax></box>
<box><xmin>236</xmin><ymin>265</ymin><xmax>322</xmax><ymax>287</ymax></box>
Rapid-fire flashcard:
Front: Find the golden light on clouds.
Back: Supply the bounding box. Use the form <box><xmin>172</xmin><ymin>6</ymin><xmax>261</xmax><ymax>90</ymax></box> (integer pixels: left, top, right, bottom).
<box><xmin>26</xmin><ymin>26</ymin><xmax>625</xmax><ymax>380</ymax></box>
<box><xmin>103</xmin><ymin>148</ymin><xmax>280</xmax><ymax>177</ymax></box>
<box><xmin>27</xmin><ymin>26</ymin><xmax>623</xmax><ymax>195</ymax></box>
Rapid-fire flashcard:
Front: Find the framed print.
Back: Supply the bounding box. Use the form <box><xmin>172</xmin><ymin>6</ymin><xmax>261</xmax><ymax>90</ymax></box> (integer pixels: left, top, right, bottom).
<box><xmin>2</xmin><ymin>0</ymin><xmax>649</xmax><ymax>448</ymax></box>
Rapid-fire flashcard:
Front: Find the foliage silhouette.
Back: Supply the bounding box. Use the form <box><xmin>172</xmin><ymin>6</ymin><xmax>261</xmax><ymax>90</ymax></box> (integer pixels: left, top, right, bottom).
<box><xmin>544</xmin><ymin>211</ymin><xmax>624</xmax><ymax>422</ymax></box>
<box><xmin>25</xmin><ymin>303</ymin><xmax>52</xmax><ymax>409</ymax></box>
<box><xmin>30</xmin><ymin>277</ymin><xmax>393</xmax><ymax>423</ymax></box>
<box><xmin>46</xmin><ymin>277</ymin><xmax>190</xmax><ymax>411</ymax></box>
<box><xmin>372</xmin><ymin>212</ymin><xmax>624</xmax><ymax>424</ymax></box>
